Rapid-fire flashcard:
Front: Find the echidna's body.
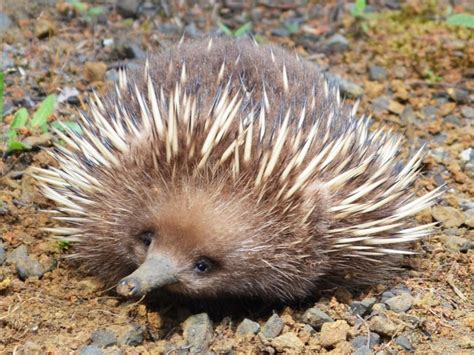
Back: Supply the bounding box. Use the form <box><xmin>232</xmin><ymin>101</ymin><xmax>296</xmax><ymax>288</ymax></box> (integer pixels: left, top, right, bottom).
<box><xmin>34</xmin><ymin>38</ymin><xmax>441</xmax><ymax>301</ymax></box>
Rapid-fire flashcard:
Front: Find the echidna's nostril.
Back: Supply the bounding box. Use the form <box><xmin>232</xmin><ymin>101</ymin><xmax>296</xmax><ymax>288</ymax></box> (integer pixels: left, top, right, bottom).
<box><xmin>116</xmin><ymin>277</ymin><xmax>141</xmax><ymax>297</ymax></box>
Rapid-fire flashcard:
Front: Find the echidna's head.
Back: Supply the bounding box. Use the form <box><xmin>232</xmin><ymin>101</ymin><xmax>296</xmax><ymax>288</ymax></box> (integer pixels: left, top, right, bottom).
<box><xmin>72</xmin><ymin>168</ymin><xmax>325</xmax><ymax>301</ymax></box>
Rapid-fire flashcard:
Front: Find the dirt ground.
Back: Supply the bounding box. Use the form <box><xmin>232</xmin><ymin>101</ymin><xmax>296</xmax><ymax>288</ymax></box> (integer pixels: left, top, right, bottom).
<box><xmin>0</xmin><ymin>0</ymin><xmax>473</xmax><ymax>354</ymax></box>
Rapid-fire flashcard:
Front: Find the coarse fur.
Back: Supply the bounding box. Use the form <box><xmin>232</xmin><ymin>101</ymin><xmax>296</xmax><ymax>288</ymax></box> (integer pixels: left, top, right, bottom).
<box><xmin>33</xmin><ymin>38</ymin><xmax>442</xmax><ymax>301</ymax></box>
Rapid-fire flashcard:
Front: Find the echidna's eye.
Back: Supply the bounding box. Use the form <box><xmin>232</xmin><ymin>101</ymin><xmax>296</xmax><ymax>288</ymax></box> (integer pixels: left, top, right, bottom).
<box><xmin>194</xmin><ymin>258</ymin><xmax>213</xmax><ymax>273</ymax></box>
<box><xmin>139</xmin><ymin>231</ymin><xmax>154</xmax><ymax>248</ymax></box>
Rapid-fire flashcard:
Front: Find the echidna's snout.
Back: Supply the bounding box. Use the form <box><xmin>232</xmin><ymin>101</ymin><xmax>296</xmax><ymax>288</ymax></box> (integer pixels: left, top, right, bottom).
<box><xmin>116</xmin><ymin>255</ymin><xmax>178</xmax><ymax>297</ymax></box>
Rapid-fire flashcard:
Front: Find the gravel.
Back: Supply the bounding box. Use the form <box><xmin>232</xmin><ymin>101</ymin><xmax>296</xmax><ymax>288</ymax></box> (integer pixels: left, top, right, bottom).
<box><xmin>90</xmin><ymin>329</ymin><xmax>118</xmax><ymax>348</ymax></box>
<box><xmin>368</xmin><ymin>315</ymin><xmax>397</xmax><ymax>337</ymax></box>
<box><xmin>301</xmin><ymin>307</ymin><xmax>333</xmax><ymax>329</ymax></box>
<box><xmin>236</xmin><ymin>318</ymin><xmax>260</xmax><ymax>335</ymax></box>
<box><xmin>368</xmin><ymin>65</ymin><xmax>387</xmax><ymax>81</ymax></box>
<box><xmin>260</xmin><ymin>314</ymin><xmax>284</xmax><ymax>339</ymax></box>
<box><xmin>118</xmin><ymin>325</ymin><xmax>145</xmax><ymax>346</ymax></box>
<box><xmin>385</xmin><ymin>292</ymin><xmax>414</xmax><ymax>313</ymax></box>
<box><xmin>395</xmin><ymin>335</ymin><xmax>414</xmax><ymax>351</ymax></box>
<box><xmin>351</xmin><ymin>333</ymin><xmax>381</xmax><ymax>349</ymax></box>
<box><xmin>320</xmin><ymin>320</ymin><xmax>350</xmax><ymax>348</ymax></box>
<box><xmin>78</xmin><ymin>345</ymin><xmax>104</xmax><ymax>355</ymax></box>
<box><xmin>271</xmin><ymin>332</ymin><xmax>305</xmax><ymax>352</ymax></box>
<box><xmin>182</xmin><ymin>313</ymin><xmax>213</xmax><ymax>352</ymax></box>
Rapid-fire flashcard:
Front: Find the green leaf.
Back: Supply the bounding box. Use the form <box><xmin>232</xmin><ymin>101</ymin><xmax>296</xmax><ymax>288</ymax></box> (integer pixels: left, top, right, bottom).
<box><xmin>57</xmin><ymin>240</ymin><xmax>71</xmax><ymax>251</ymax></box>
<box><xmin>67</xmin><ymin>0</ymin><xmax>87</xmax><ymax>12</ymax></box>
<box><xmin>217</xmin><ymin>22</ymin><xmax>233</xmax><ymax>36</ymax></box>
<box><xmin>51</xmin><ymin>120</ymin><xmax>82</xmax><ymax>135</ymax></box>
<box><xmin>234</xmin><ymin>22</ymin><xmax>252</xmax><ymax>38</ymax></box>
<box><xmin>0</xmin><ymin>71</ymin><xmax>4</xmax><ymax>120</ymax></box>
<box><xmin>447</xmin><ymin>13</ymin><xmax>474</xmax><ymax>29</ymax></box>
<box><xmin>7</xmin><ymin>140</ymin><xmax>32</xmax><ymax>152</ymax></box>
<box><xmin>10</xmin><ymin>108</ymin><xmax>29</xmax><ymax>129</ymax></box>
<box><xmin>87</xmin><ymin>6</ymin><xmax>105</xmax><ymax>17</ymax></box>
<box><xmin>30</xmin><ymin>94</ymin><xmax>56</xmax><ymax>132</ymax></box>
<box><xmin>351</xmin><ymin>0</ymin><xmax>367</xmax><ymax>17</ymax></box>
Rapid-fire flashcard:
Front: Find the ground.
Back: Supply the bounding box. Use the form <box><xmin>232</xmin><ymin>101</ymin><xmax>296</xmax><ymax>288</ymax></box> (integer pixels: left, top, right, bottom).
<box><xmin>0</xmin><ymin>0</ymin><xmax>473</xmax><ymax>354</ymax></box>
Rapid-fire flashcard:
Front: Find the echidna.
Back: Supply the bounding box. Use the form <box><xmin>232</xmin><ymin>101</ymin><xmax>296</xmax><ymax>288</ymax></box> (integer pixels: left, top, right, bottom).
<box><xmin>33</xmin><ymin>38</ymin><xmax>441</xmax><ymax>301</ymax></box>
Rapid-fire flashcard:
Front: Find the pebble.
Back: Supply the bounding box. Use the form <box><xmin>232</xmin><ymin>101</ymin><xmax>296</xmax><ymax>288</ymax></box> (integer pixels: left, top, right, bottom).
<box><xmin>115</xmin><ymin>0</ymin><xmax>142</xmax><ymax>18</ymax></box>
<box><xmin>182</xmin><ymin>313</ymin><xmax>213</xmax><ymax>352</ymax></box>
<box><xmin>90</xmin><ymin>329</ymin><xmax>117</xmax><ymax>348</ymax></box>
<box><xmin>351</xmin><ymin>333</ymin><xmax>381</xmax><ymax>349</ymax></box>
<box><xmin>401</xmin><ymin>106</ymin><xmax>417</xmax><ymax>125</ymax></box>
<box><xmin>368</xmin><ymin>315</ymin><xmax>397</xmax><ymax>336</ymax></box>
<box><xmin>320</xmin><ymin>320</ymin><xmax>350</xmax><ymax>348</ymax></box>
<box><xmin>84</xmin><ymin>61</ymin><xmax>107</xmax><ymax>83</ymax></box>
<box><xmin>15</xmin><ymin>256</ymin><xmax>45</xmax><ymax>280</ymax></box>
<box><xmin>0</xmin><ymin>13</ymin><xmax>12</xmax><ymax>32</ymax></box>
<box><xmin>439</xmin><ymin>235</ymin><xmax>474</xmax><ymax>252</ymax></box>
<box><xmin>464</xmin><ymin>209</ymin><xmax>474</xmax><ymax>228</ymax></box>
<box><xmin>236</xmin><ymin>318</ymin><xmax>260</xmax><ymax>335</ymax></box>
<box><xmin>78</xmin><ymin>345</ymin><xmax>104</xmax><ymax>355</ymax></box>
<box><xmin>395</xmin><ymin>335</ymin><xmax>414</xmax><ymax>351</ymax></box>
<box><xmin>461</xmin><ymin>106</ymin><xmax>474</xmax><ymax>119</ymax></box>
<box><xmin>432</xmin><ymin>206</ymin><xmax>465</xmax><ymax>228</ymax></box>
<box><xmin>35</xmin><ymin>19</ymin><xmax>55</xmax><ymax>39</ymax></box>
<box><xmin>368</xmin><ymin>65</ymin><xmax>387</xmax><ymax>81</ymax></box>
<box><xmin>326</xmin><ymin>34</ymin><xmax>349</xmax><ymax>52</ymax></box>
<box><xmin>447</xmin><ymin>88</ymin><xmax>469</xmax><ymax>104</ymax></box>
<box><xmin>0</xmin><ymin>243</ymin><xmax>5</xmax><ymax>265</ymax></box>
<box><xmin>372</xmin><ymin>96</ymin><xmax>390</xmax><ymax>114</ymax></box>
<box><xmin>385</xmin><ymin>293</ymin><xmax>413</xmax><ymax>313</ymax></box>
<box><xmin>118</xmin><ymin>325</ymin><xmax>145</xmax><ymax>346</ymax></box>
<box><xmin>332</xmin><ymin>75</ymin><xmax>364</xmax><ymax>98</ymax></box>
<box><xmin>351</xmin><ymin>297</ymin><xmax>376</xmax><ymax>316</ymax></box>
<box><xmin>301</xmin><ymin>307</ymin><xmax>333</xmax><ymax>329</ymax></box>
<box><xmin>387</xmin><ymin>100</ymin><xmax>405</xmax><ymax>115</ymax></box>
<box><xmin>111</xmin><ymin>41</ymin><xmax>146</xmax><ymax>60</ymax></box>
<box><xmin>260</xmin><ymin>314</ymin><xmax>284</xmax><ymax>339</ymax></box>
<box><xmin>6</xmin><ymin>244</ymin><xmax>28</xmax><ymax>265</ymax></box>
<box><xmin>353</xmin><ymin>346</ymin><xmax>374</xmax><ymax>355</ymax></box>
<box><xmin>271</xmin><ymin>332</ymin><xmax>305</xmax><ymax>352</ymax></box>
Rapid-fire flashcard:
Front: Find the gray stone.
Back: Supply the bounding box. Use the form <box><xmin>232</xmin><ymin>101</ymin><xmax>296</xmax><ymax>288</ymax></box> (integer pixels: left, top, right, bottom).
<box><xmin>326</xmin><ymin>34</ymin><xmax>349</xmax><ymax>52</ymax></box>
<box><xmin>6</xmin><ymin>244</ymin><xmax>28</xmax><ymax>265</ymax></box>
<box><xmin>353</xmin><ymin>346</ymin><xmax>374</xmax><ymax>355</ymax></box>
<box><xmin>338</xmin><ymin>77</ymin><xmax>364</xmax><ymax>98</ymax></box>
<box><xmin>461</xmin><ymin>106</ymin><xmax>474</xmax><ymax>119</ymax></box>
<box><xmin>320</xmin><ymin>320</ymin><xmax>350</xmax><ymax>348</ymax></box>
<box><xmin>448</xmin><ymin>88</ymin><xmax>469</xmax><ymax>104</ymax></box>
<box><xmin>301</xmin><ymin>307</ymin><xmax>333</xmax><ymax>329</ymax></box>
<box><xmin>182</xmin><ymin>313</ymin><xmax>213</xmax><ymax>352</ymax></box>
<box><xmin>395</xmin><ymin>335</ymin><xmax>414</xmax><ymax>351</ymax></box>
<box><xmin>385</xmin><ymin>293</ymin><xmax>413</xmax><ymax>313</ymax></box>
<box><xmin>115</xmin><ymin>0</ymin><xmax>142</xmax><ymax>18</ymax></box>
<box><xmin>236</xmin><ymin>318</ymin><xmax>260</xmax><ymax>335</ymax></box>
<box><xmin>372</xmin><ymin>96</ymin><xmax>390</xmax><ymax>114</ymax></box>
<box><xmin>78</xmin><ymin>345</ymin><xmax>104</xmax><ymax>355</ymax></box>
<box><xmin>90</xmin><ymin>329</ymin><xmax>117</xmax><ymax>348</ymax></box>
<box><xmin>118</xmin><ymin>325</ymin><xmax>144</xmax><ymax>346</ymax></box>
<box><xmin>16</xmin><ymin>256</ymin><xmax>45</xmax><ymax>280</ymax></box>
<box><xmin>368</xmin><ymin>315</ymin><xmax>397</xmax><ymax>336</ymax></box>
<box><xmin>351</xmin><ymin>333</ymin><xmax>381</xmax><ymax>349</ymax></box>
<box><xmin>0</xmin><ymin>13</ymin><xmax>13</xmax><ymax>32</ymax></box>
<box><xmin>260</xmin><ymin>314</ymin><xmax>284</xmax><ymax>339</ymax></box>
<box><xmin>401</xmin><ymin>106</ymin><xmax>417</xmax><ymax>125</ymax></box>
<box><xmin>444</xmin><ymin>114</ymin><xmax>461</xmax><ymax>126</ymax></box>
<box><xmin>350</xmin><ymin>297</ymin><xmax>376</xmax><ymax>317</ymax></box>
<box><xmin>0</xmin><ymin>243</ymin><xmax>5</xmax><ymax>265</ymax></box>
<box><xmin>368</xmin><ymin>65</ymin><xmax>387</xmax><ymax>81</ymax></box>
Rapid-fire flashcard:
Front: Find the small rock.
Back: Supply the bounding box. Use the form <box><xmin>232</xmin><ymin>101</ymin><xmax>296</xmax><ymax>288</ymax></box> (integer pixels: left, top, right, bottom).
<box><xmin>353</xmin><ymin>346</ymin><xmax>374</xmax><ymax>355</ymax></box>
<box><xmin>35</xmin><ymin>19</ymin><xmax>55</xmax><ymax>39</ymax></box>
<box><xmin>301</xmin><ymin>307</ymin><xmax>333</xmax><ymax>329</ymax></box>
<box><xmin>401</xmin><ymin>106</ymin><xmax>416</xmax><ymax>125</ymax></box>
<box><xmin>395</xmin><ymin>335</ymin><xmax>414</xmax><ymax>351</ymax></box>
<box><xmin>350</xmin><ymin>297</ymin><xmax>376</xmax><ymax>316</ymax></box>
<box><xmin>371</xmin><ymin>303</ymin><xmax>387</xmax><ymax>314</ymax></box>
<box><xmin>271</xmin><ymin>332</ymin><xmax>305</xmax><ymax>353</ymax></box>
<box><xmin>372</xmin><ymin>96</ymin><xmax>390</xmax><ymax>113</ymax></box>
<box><xmin>118</xmin><ymin>325</ymin><xmax>145</xmax><ymax>346</ymax></box>
<box><xmin>6</xmin><ymin>244</ymin><xmax>28</xmax><ymax>265</ymax></box>
<box><xmin>461</xmin><ymin>106</ymin><xmax>474</xmax><ymax>119</ymax></box>
<box><xmin>0</xmin><ymin>13</ymin><xmax>13</xmax><ymax>32</ymax></box>
<box><xmin>261</xmin><ymin>314</ymin><xmax>284</xmax><ymax>339</ymax></box>
<box><xmin>320</xmin><ymin>320</ymin><xmax>350</xmax><ymax>348</ymax></box>
<box><xmin>111</xmin><ymin>41</ymin><xmax>146</xmax><ymax>60</ymax></box>
<box><xmin>387</xmin><ymin>100</ymin><xmax>405</xmax><ymax>115</ymax></box>
<box><xmin>182</xmin><ymin>313</ymin><xmax>213</xmax><ymax>352</ymax></box>
<box><xmin>460</xmin><ymin>148</ymin><xmax>472</xmax><ymax>162</ymax></box>
<box><xmin>432</xmin><ymin>206</ymin><xmax>465</xmax><ymax>228</ymax></box>
<box><xmin>158</xmin><ymin>23</ymin><xmax>181</xmax><ymax>35</ymax></box>
<box><xmin>444</xmin><ymin>114</ymin><xmax>461</xmax><ymax>126</ymax></box>
<box><xmin>385</xmin><ymin>293</ymin><xmax>413</xmax><ymax>313</ymax></box>
<box><xmin>326</xmin><ymin>34</ymin><xmax>349</xmax><ymax>52</ymax></box>
<box><xmin>340</xmin><ymin>79</ymin><xmax>364</xmax><ymax>98</ymax></box>
<box><xmin>78</xmin><ymin>345</ymin><xmax>104</xmax><ymax>355</ymax></box>
<box><xmin>23</xmin><ymin>133</ymin><xmax>53</xmax><ymax>148</ymax></box>
<box><xmin>236</xmin><ymin>318</ymin><xmax>260</xmax><ymax>335</ymax></box>
<box><xmin>115</xmin><ymin>0</ymin><xmax>142</xmax><ymax>18</ymax></box>
<box><xmin>447</xmin><ymin>88</ymin><xmax>469</xmax><ymax>104</ymax></box>
<box><xmin>439</xmin><ymin>235</ymin><xmax>474</xmax><ymax>252</ymax></box>
<box><xmin>0</xmin><ymin>243</ymin><xmax>6</xmax><ymax>265</ymax></box>
<box><xmin>84</xmin><ymin>62</ymin><xmax>107</xmax><ymax>83</ymax></box>
<box><xmin>421</xmin><ymin>105</ymin><xmax>437</xmax><ymax>120</ymax></box>
<box><xmin>16</xmin><ymin>256</ymin><xmax>45</xmax><ymax>280</ymax></box>
<box><xmin>464</xmin><ymin>209</ymin><xmax>474</xmax><ymax>228</ymax></box>
<box><xmin>351</xmin><ymin>333</ymin><xmax>381</xmax><ymax>349</ymax></box>
<box><xmin>368</xmin><ymin>65</ymin><xmax>387</xmax><ymax>81</ymax></box>
<box><xmin>90</xmin><ymin>329</ymin><xmax>117</xmax><ymax>348</ymax></box>
<box><xmin>368</xmin><ymin>315</ymin><xmax>397</xmax><ymax>336</ymax></box>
